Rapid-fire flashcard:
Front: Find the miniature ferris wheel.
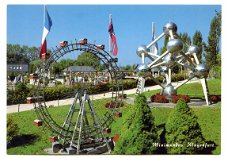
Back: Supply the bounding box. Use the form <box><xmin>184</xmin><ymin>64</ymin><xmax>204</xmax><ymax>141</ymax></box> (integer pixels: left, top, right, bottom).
<box><xmin>31</xmin><ymin>38</ymin><xmax>124</xmax><ymax>154</ymax></box>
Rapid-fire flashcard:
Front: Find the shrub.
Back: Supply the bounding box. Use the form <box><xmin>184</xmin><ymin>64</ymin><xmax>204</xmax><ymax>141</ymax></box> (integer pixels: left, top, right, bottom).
<box><xmin>171</xmin><ymin>73</ymin><xmax>188</xmax><ymax>82</ymax></box>
<box><xmin>209</xmin><ymin>95</ymin><xmax>221</xmax><ymax>103</ymax></box>
<box><xmin>171</xmin><ymin>95</ymin><xmax>190</xmax><ymax>103</ymax></box>
<box><xmin>105</xmin><ymin>101</ymin><xmax>124</xmax><ymax>108</ymax></box>
<box><xmin>7</xmin><ymin>115</ymin><xmax>19</xmax><ymax>144</ymax></box>
<box><xmin>150</xmin><ymin>93</ymin><xmax>169</xmax><ymax>103</ymax></box>
<box><xmin>209</xmin><ymin>65</ymin><xmax>221</xmax><ymax>79</ymax></box>
<box><xmin>114</xmin><ymin>94</ymin><xmax>159</xmax><ymax>154</ymax></box>
<box><xmin>7</xmin><ymin>83</ymin><xmax>30</xmax><ymax>105</ymax></box>
<box><xmin>118</xmin><ymin>94</ymin><xmax>127</xmax><ymax>99</ymax></box>
<box><xmin>165</xmin><ymin>99</ymin><xmax>207</xmax><ymax>154</ymax></box>
<box><xmin>121</xmin><ymin>79</ymin><xmax>137</xmax><ymax>90</ymax></box>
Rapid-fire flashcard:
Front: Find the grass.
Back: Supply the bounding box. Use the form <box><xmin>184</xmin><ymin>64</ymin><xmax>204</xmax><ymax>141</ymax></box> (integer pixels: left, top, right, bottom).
<box><xmin>7</xmin><ymin>79</ymin><xmax>221</xmax><ymax>155</ymax></box>
<box><xmin>140</xmin><ymin>79</ymin><xmax>221</xmax><ymax>98</ymax></box>
<box><xmin>151</xmin><ymin>103</ymin><xmax>221</xmax><ymax>154</ymax></box>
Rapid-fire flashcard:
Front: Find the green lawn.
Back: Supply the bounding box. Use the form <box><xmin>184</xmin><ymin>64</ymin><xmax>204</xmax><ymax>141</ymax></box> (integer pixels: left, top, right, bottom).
<box><xmin>151</xmin><ymin>103</ymin><xmax>221</xmax><ymax>154</ymax></box>
<box><xmin>140</xmin><ymin>79</ymin><xmax>221</xmax><ymax>98</ymax></box>
<box><xmin>7</xmin><ymin>79</ymin><xmax>221</xmax><ymax>155</ymax></box>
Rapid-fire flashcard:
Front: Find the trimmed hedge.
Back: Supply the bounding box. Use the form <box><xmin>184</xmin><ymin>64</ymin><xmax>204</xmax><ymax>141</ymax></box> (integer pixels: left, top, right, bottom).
<box><xmin>7</xmin><ymin>83</ymin><xmax>31</xmax><ymax>105</ymax></box>
<box><xmin>7</xmin><ymin>73</ymin><xmax>188</xmax><ymax>105</ymax></box>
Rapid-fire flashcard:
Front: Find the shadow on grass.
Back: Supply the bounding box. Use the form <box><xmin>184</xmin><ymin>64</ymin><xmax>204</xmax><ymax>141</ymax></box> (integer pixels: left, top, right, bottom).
<box><xmin>200</xmin><ymin>140</ymin><xmax>217</xmax><ymax>154</ymax></box>
<box><xmin>155</xmin><ymin>123</ymin><xmax>167</xmax><ymax>154</ymax></box>
<box><xmin>7</xmin><ymin>134</ymin><xmax>39</xmax><ymax>149</ymax></box>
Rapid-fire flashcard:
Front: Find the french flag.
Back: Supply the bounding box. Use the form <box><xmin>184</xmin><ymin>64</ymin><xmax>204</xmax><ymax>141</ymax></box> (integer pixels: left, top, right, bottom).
<box><xmin>40</xmin><ymin>7</ymin><xmax>52</xmax><ymax>59</ymax></box>
<box><xmin>108</xmin><ymin>17</ymin><xmax>118</xmax><ymax>56</ymax></box>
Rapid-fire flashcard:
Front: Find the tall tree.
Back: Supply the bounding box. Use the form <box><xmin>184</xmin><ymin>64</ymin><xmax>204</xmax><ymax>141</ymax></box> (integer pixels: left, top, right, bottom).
<box><xmin>51</xmin><ymin>59</ymin><xmax>76</xmax><ymax>75</ymax></box>
<box><xmin>75</xmin><ymin>52</ymin><xmax>101</xmax><ymax>68</ymax></box>
<box><xmin>7</xmin><ymin>44</ymin><xmax>42</xmax><ymax>63</ymax></box>
<box><xmin>179</xmin><ymin>32</ymin><xmax>191</xmax><ymax>53</ymax></box>
<box><xmin>204</xmin><ymin>11</ymin><xmax>221</xmax><ymax>68</ymax></box>
<box><xmin>193</xmin><ymin>31</ymin><xmax>203</xmax><ymax>62</ymax></box>
<box><xmin>23</xmin><ymin>46</ymin><xmax>40</xmax><ymax>62</ymax></box>
<box><xmin>7</xmin><ymin>44</ymin><xmax>29</xmax><ymax>64</ymax></box>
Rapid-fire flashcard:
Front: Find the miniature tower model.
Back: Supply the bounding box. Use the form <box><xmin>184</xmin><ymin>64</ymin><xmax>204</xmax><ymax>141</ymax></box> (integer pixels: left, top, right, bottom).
<box><xmin>136</xmin><ymin>22</ymin><xmax>210</xmax><ymax>105</ymax></box>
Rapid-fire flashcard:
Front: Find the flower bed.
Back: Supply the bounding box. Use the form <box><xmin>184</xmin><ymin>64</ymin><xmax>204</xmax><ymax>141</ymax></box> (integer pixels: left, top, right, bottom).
<box><xmin>209</xmin><ymin>95</ymin><xmax>221</xmax><ymax>103</ymax></box>
<box><xmin>105</xmin><ymin>101</ymin><xmax>124</xmax><ymax>108</ymax></box>
<box><xmin>150</xmin><ymin>93</ymin><xmax>169</xmax><ymax>103</ymax></box>
<box><xmin>171</xmin><ymin>95</ymin><xmax>190</xmax><ymax>103</ymax></box>
<box><xmin>150</xmin><ymin>93</ymin><xmax>190</xmax><ymax>103</ymax></box>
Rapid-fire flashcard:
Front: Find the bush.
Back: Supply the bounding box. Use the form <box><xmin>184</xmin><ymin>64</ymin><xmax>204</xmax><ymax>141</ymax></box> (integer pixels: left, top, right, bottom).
<box><xmin>118</xmin><ymin>94</ymin><xmax>127</xmax><ymax>99</ymax></box>
<box><xmin>150</xmin><ymin>93</ymin><xmax>169</xmax><ymax>103</ymax></box>
<box><xmin>171</xmin><ymin>73</ymin><xmax>188</xmax><ymax>82</ymax></box>
<box><xmin>7</xmin><ymin>115</ymin><xmax>19</xmax><ymax>144</ymax></box>
<box><xmin>165</xmin><ymin>99</ymin><xmax>207</xmax><ymax>154</ymax></box>
<box><xmin>171</xmin><ymin>95</ymin><xmax>190</xmax><ymax>103</ymax></box>
<box><xmin>209</xmin><ymin>65</ymin><xmax>221</xmax><ymax>79</ymax></box>
<box><xmin>7</xmin><ymin>83</ymin><xmax>30</xmax><ymax>105</ymax></box>
<box><xmin>105</xmin><ymin>101</ymin><xmax>124</xmax><ymax>108</ymax></box>
<box><xmin>209</xmin><ymin>95</ymin><xmax>221</xmax><ymax>103</ymax></box>
<box><xmin>114</xmin><ymin>94</ymin><xmax>159</xmax><ymax>154</ymax></box>
<box><xmin>121</xmin><ymin>79</ymin><xmax>137</xmax><ymax>90</ymax></box>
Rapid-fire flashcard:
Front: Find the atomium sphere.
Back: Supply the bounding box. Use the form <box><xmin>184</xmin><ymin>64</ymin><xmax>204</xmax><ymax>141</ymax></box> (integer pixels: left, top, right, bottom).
<box><xmin>194</xmin><ymin>64</ymin><xmax>209</xmax><ymax>79</ymax></box>
<box><xmin>163</xmin><ymin>84</ymin><xmax>177</xmax><ymax>98</ymax></box>
<box><xmin>138</xmin><ymin>64</ymin><xmax>148</xmax><ymax>71</ymax></box>
<box><xmin>136</xmin><ymin>45</ymin><xmax>149</xmax><ymax>57</ymax></box>
<box><xmin>163</xmin><ymin>53</ymin><xmax>176</xmax><ymax>68</ymax></box>
<box><xmin>188</xmin><ymin>45</ymin><xmax>200</xmax><ymax>55</ymax></box>
<box><xmin>163</xmin><ymin>22</ymin><xmax>178</xmax><ymax>34</ymax></box>
<box><xmin>167</xmin><ymin>39</ymin><xmax>183</xmax><ymax>54</ymax></box>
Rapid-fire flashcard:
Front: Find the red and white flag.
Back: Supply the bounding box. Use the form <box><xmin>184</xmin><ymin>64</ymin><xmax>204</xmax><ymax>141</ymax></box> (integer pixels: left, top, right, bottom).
<box><xmin>108</xmin><ymin>17</ymin><xmax>118</xmax><ymax>56</ymax></box>
<box><xmin>40</xmin><ymin>7</ymin><xmax>52</xmax><ymax>59</ymax></box>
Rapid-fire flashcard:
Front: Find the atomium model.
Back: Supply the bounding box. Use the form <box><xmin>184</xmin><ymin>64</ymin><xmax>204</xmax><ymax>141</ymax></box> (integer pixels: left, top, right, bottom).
<box><xmin>136</xmin><ymin>22</ymin><xmax>211</xmax><ymax>105</ymax></box>
<box><xmin>32</xmin><ymin>39</ymin><xmax>124</xmax><ymax>154</ymax></box>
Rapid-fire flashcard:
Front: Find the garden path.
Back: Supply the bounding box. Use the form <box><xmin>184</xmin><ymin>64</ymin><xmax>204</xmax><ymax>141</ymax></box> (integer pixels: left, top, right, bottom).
<box><xmin>7</xmin><ymin>79</ymin><xmax>200</xmax><ymax>114</ymax></box>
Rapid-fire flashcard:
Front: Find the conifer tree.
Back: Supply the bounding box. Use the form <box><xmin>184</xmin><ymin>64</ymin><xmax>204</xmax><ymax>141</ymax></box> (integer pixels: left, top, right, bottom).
<box><xmin>204</xmin><ymin>11</ymin><xmax>221</xmax><ymax>69</ymax></box>
<box><xmin>114</xmin><ymin>94</ymin><xmax>159</xmax><ymax>154</ymax></box>
<box><xmin>165</xmin><ymin>99</ymin><xmax>206</xmax><ymax>154</ymax></box>
<box><xmin>193</xmin><ymin>31</ymin><xmax>203</xmax><ymax>62</ymax></box>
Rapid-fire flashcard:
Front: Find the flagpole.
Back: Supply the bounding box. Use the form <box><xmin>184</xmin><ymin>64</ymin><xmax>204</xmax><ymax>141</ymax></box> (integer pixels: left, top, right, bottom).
<box><xmin>152</xmin><ymin>22</ymin><xmax>154</xmax><ymax>53</ymax></box>
<box><xmin>109</xmin><ymin>14</ymin><xmax>112</xmax><ymax>54</ymax></box>
<box><xmin>43</xmin><ymin>5</ymin><xmax>46</xmax><ymax>26</ymax></box>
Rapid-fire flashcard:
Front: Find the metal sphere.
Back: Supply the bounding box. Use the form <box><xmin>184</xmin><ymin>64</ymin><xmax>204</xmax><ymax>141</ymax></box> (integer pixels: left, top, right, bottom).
<box><xmin>163</xmin><ymin>22</ymin><xmax>178</xmax><ymax>34</ymax></box>
<box><xmin>163</xmin><ymin>84</ymin><xmax>177</xmax><ymax>98</ymax></box>
<box><xmin>188</xmin><ymin>45</ymin><xmax>200</xmax><ymax>55</ymax></box>
<box><xmin>194</xmin><ymin>64</ymin><xmax>209</xmax><ymax>79</ymax></box>
<box><xmin>138</xmin><ymin>64</ymin><xmax>148</xmax><ymax>71</ymax></box>
<box><xmin>167</xmin><ymin>39</ymin><xmax>183</xmax><ymax>54</ymax></box>
<box><xmin>136</xmin><ymin>45</ymin><xmax>149</xmax><ymax>57</ymax></box>
<box><xmin>163</xmin><ymin>53</ymin><xmax>176</xmax><ymax>68</ymax></box>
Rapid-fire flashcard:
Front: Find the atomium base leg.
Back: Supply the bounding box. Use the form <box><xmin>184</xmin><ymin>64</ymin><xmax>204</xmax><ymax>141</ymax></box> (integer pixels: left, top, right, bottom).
<box><xmin>200</xmin><ymin>78</ymin><xmax>210</xmax><ymax>106</ymax></box>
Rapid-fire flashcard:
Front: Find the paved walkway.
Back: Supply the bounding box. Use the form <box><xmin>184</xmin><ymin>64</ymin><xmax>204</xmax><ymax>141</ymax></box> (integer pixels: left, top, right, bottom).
<box><xmin>7</xmin><ymin>79</ymin><xmax>201</xmax><ymax>114</ymax></box>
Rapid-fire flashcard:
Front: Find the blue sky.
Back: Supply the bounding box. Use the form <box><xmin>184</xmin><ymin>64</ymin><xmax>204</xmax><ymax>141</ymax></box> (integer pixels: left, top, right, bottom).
<box><xmin>7</xmin><ymin>5</ymin><xmax>221</xmax><ymax>66</ymax></box>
